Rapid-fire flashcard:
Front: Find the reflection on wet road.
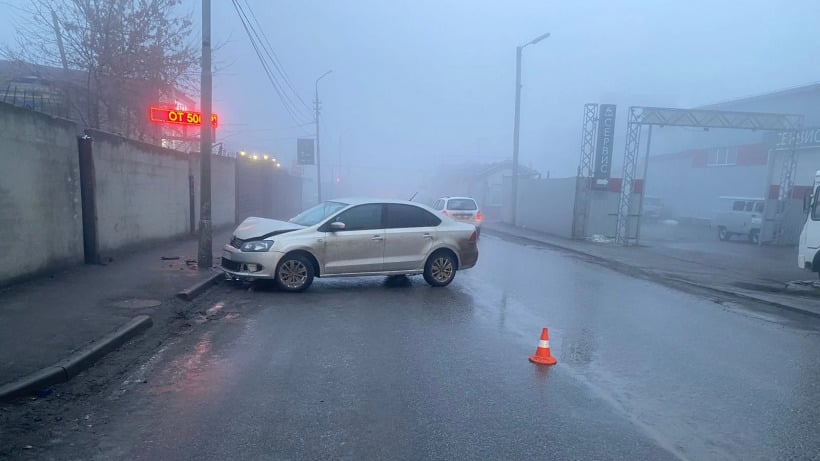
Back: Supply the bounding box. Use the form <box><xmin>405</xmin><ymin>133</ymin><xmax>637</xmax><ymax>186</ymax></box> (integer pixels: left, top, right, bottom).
<box><xmin>72</xmin><ymin>234</ymin><xmax>820</xmax><ymax>460</ymax></box>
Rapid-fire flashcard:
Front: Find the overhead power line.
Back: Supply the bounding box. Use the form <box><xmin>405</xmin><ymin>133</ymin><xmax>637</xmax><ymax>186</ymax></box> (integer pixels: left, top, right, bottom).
<box><xmin>230</xmin><ymin>0</ymin><xmax>312</xmax><ymax>129</ymax></box>
<box><xmin>242</xmin><ymin>0</ymin><xmax>312</xmax><ymax>113</ymax></box>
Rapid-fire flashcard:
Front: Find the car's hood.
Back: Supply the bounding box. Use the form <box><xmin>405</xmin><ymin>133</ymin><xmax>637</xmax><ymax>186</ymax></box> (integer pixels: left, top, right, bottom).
<box><xmin>233</xmin><ymin>217</ymin><xmax>305</xmax><ymax>240</ymax></box>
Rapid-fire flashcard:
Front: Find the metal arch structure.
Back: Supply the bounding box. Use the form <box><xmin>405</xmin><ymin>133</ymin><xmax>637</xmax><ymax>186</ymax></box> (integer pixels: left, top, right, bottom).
<box><xmin>578</xmin><ymin>103</ymin><xmax>598</xmax><ymax>177</ymax></box>
<box><xmin>615</xmin><ymin>106</ymin><xmax>803</xmax><ymax>246</ymax></box>
<box><xmin>571</xmin><ymin>103</ymin><xmax>599</xmax><ymax>239</ymax></box>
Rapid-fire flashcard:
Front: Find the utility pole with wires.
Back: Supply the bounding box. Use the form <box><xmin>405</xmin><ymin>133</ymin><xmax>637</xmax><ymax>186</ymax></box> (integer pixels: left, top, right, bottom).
<box><xmin>314</xmin><ymin>70</ymin><xmax>332</xmax><ymax>203</ymax></box>
<box><xmin>197</xmin><ymin>0</ymin><xmax>213</xmax><ymax>270</ymax></box>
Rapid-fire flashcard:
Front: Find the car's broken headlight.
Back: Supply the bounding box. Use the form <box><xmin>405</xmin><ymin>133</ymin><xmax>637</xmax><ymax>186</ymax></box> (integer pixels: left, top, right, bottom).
<box><xmin>240</xmin><ymin>240</ymin><xmax>274</xmax><ymax>252</ymax></box>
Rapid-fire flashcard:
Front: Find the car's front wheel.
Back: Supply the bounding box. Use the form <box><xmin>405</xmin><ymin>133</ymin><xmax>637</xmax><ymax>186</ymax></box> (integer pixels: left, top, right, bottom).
<box><xmin>423</xmin><ymin>251</ymin><xmax>457</xmax><ymax>287</ymax></box>
<box><xmin>275</xmin><ymin>254</ymin><xmax>315</xmax><ymax>292</ymax></box>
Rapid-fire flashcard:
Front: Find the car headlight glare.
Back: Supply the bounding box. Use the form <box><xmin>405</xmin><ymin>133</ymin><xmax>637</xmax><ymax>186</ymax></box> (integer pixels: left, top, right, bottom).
<box><xmin>240</xmin><ymin>240</ymin><xmax>274</xmax><ymax>252</ymax></box>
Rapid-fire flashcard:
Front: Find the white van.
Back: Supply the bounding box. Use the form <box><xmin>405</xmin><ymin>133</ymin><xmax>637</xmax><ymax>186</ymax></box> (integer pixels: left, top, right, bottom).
<box><xmin>714</xmin><ymin>196</ymin><xmax>765</xmax><ymax>244</ymax></box>
<box><xmin>798</xmin><ymin>170</ymin><xmax>820</xmax><ymax>277</ymax></box>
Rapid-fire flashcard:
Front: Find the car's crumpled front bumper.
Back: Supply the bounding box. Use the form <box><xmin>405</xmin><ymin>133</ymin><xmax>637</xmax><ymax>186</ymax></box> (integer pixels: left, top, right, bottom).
<box><xmin>221</xmin><ymin>244</ymin><xmax>284</xmax><ymax>280</ymax></box>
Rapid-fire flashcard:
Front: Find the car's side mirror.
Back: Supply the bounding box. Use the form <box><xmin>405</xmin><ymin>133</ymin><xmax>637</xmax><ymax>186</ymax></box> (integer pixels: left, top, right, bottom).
<box><xmin>329</xmin><ymin>221</ymin><xmax>346</xmax><ymax>231</ymax></box>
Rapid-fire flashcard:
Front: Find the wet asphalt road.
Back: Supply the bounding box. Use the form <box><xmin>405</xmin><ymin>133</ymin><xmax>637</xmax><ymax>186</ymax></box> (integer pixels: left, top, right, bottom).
<box><xmin>16</xmin><ymin>234</ymin><xmax>820</xmax><ymax>460</ymax></box>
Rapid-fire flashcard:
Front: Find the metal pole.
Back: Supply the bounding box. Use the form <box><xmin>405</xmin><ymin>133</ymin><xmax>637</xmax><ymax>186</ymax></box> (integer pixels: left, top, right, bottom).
<box><xmin>511</xmin><ymin>45</ymin><xmax>522</xmax><ymax>226</ymax></box>
<box><xmin>197</xmin><ymin>0</ymin><xmax>213</xmax><ymax>269</ymax></box>
<box><xmin>314</xmin><ymin>70</ymin><xmax>332</xmax><ymax>203</ymax></box>
<box><xmin>635</xmin><ymin>124</ymin><xmax>653</xmax><ymax>244</ymax></box>
<box><xmin>315</xmin><ymin>80</ymin><xmax>321</xmax><ymax>203</ymax></box>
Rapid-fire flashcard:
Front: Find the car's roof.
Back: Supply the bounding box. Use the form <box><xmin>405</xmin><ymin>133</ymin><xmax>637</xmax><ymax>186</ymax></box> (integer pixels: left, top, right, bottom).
<box><xmin>329</xmin><ymin>197</ymin><xmax>432</xmax><ymax>207</ymax></box>
<box><xmin>440</xmin><ymin>196</ymin><xmax>477</xmax><ymax>201</ymax></box>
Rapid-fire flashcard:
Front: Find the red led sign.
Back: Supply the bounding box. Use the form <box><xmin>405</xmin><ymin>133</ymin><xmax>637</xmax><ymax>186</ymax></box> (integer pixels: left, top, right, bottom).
<box><xmin>150</xmin><ymin>107</ymin><xmax>218</xmax><ymax>128</ymax></box>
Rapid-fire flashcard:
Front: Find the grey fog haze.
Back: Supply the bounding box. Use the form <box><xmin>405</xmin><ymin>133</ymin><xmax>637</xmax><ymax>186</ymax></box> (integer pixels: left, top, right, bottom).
<box><xmin>1</xmin><ymin>0</ymin><xmax>818</xmax><ymax>198</ymax></box>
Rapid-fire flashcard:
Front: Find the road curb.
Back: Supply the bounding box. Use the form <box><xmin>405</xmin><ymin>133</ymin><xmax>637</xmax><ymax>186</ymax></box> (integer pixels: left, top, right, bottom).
<box><xmin>484</xmin><ymin>226</ymin><xmax>820</xmax><ymax>318</ymax></box>
<box><xmin>176</xmin><ymin>271</ymin><xmax>223</xmax><ymax>301</ymax></box>
<box><xmin>0</xmin><ymin>315</ymin><xmax>153</xmax><ymax>401</ymax></box>
<box><xmin>666</xmin><ymin>277</ymin><xmax>820</xmax><ymax>319</ymax></box>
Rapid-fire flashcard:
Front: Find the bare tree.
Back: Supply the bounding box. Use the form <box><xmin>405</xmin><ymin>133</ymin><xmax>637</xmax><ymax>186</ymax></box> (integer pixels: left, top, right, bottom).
<box><xmin>4</xmin><ymin>0</ymin><xmax>198</xmax><ymax>139</ymax></box>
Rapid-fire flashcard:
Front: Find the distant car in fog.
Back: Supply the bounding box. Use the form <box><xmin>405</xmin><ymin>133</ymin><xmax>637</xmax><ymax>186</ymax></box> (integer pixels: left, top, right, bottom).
<box><xmin>221</xmin><ymin>198</ymin><xmax>479</xmax><ymax>291</ymax></box>
<box><xmin>713</xmin><ymin>196</ymin><xmax>765</xmax><ymax>244</ymax></box>
<box><xmin>432</xmin><ymin>197</ymin><xmax>483</xmax><ymax>235</ymax></box>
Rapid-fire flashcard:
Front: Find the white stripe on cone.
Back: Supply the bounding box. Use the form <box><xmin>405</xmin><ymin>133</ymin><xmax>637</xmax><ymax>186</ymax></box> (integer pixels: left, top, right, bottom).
<box><xmin>538</xmin><ymin>340</ymin><xmax>550</xmax><ymax>349</ymax></box>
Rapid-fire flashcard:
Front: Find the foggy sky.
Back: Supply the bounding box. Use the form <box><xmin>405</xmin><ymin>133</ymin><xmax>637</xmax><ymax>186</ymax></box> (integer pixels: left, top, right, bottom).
<box><xmin>2</xmin><ymin>0</ymin><xmax>819</xmax><ymax>197</ymax></box>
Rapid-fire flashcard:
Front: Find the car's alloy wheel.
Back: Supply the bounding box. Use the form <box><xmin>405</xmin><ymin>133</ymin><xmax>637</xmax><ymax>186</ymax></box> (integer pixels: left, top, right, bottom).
<box><xmin>718</xmin><ymin>227</ymin><xmax>729</xmax><ymax>241</ymax></box>
<box><xmin>276</xmin><ymin>255</ymin><xmax>314</xmax><ymax>292</ymax></box>
<box><xmin>424</xmin><ymin>252</ymin><xmax>456</xmax><ymax>287</ymax></box>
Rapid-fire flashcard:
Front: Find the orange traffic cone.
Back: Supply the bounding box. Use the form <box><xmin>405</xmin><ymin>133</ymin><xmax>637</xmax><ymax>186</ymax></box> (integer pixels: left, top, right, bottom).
<box><xmin>529</xmin><ymin>328</ymin><xmax>557</xmax><ymax>365</ymax></box>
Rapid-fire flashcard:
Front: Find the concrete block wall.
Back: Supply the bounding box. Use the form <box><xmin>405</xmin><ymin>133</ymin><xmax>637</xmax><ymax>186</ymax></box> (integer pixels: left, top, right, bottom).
<box><xmin>0</xmin><ymin>103</ymin><xmax>83</xmax><ymax>285</ymax></box>
<box><xmin>516</xmin><ymin>177</ymin><xmax>577</xmax><ymax>238</ymax></box>
<box><xmin>507</xmin><ymin>174</ymin><xmax>643</xmax><ymax>240</ymax></box>
<box><xmin>87</xmin><ymin>130</ymin><xmax>191</xmax><ymax>253</ymax></box>
<box><xmin>190</xmin><ymin>153</ymin><xmax>237</xmax><ymax>230</ymax></box>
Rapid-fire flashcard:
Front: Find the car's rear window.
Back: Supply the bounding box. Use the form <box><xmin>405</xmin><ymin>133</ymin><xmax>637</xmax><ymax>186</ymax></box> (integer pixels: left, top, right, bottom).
<box><xmin>446</xmin><ymin>199</ymin><xmax>477</xmax><ymax>211</ymax></box>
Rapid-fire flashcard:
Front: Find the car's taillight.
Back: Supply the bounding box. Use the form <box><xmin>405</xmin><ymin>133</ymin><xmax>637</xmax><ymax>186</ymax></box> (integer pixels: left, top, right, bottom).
<box><xmin>469</xmin><ymin>231</ymin><xmax>477</xmax><ymax>242</ymax></box>
<box><xmin>476</xmin><ymin>211</ymin><xmax>483</xmax><ymax>222</ymax></box>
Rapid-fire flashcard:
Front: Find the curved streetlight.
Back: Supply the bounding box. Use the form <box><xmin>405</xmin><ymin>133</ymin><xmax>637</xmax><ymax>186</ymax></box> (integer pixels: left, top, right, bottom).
<box><xmin>511</xmin><ymin>32</ymin><xmax>550</xmax><ymax>226</ymax></box>
<box><xmin>315</xmin><ymin>70</ymin><xmax>333</xmax><ymax>203</ymax></box>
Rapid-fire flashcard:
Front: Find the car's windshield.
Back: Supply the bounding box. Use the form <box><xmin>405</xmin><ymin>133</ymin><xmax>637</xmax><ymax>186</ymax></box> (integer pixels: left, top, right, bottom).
<box><xmin>289</xmin><ymin>201</ymin><xmax>348</xmax><ymax>226</ymax></box>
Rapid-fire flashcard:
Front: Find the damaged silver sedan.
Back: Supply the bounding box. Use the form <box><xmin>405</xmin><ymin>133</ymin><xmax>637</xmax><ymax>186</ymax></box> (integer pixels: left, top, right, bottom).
<box><xmin>221</xmin><ymin>198</ymin><xmax>479</xmax><ymax>291</ymax></box>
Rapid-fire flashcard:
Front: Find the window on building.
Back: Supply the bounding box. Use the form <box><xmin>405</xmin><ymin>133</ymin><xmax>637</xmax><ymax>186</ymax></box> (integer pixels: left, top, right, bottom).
<box><xmin>733</xmin><ymin>201</ymin><xmax>745</xmax><ymax>211</ymax></box>
<box><xmin>708</xmin><ymin>147</ymin><xmax>737</xmax><ymax>166</ymax></box>
<box><xmin>745</xmin><ymin>201</ymin><xmax>754</xmax><ymax>212</ymax></box>
<box><xmin>755</xmin><ymin>202</ymin><xmax>765</xmax><ymax>213</ymax></box>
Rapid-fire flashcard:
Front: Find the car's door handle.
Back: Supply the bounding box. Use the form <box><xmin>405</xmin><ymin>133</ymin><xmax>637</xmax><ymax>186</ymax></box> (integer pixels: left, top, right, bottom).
<box><xmin>371</xmin><ymin>235</ymin><xmax>384</xmax><ymax>241</ymax></box>
<box><xmin>423</xmin><ymin>233</ymin><xmax>434</xmax><ymax>239</ymax></box>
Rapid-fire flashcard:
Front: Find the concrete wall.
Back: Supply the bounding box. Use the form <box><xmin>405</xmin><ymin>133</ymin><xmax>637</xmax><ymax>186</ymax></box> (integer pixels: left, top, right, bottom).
<box><xmin>505</xmin><ymin>175</ymin><xmax>642</xmax><ymax>240</ymax></box>
<box><xmin>191</xmin><ymin>153</ymin><xmax>236</xmax><ymax>229</ymax></box>
<box><xmin>516</xmin><ymin>177</ymin><xmax>576</xmax><ymax>238</ymax></box>
<box><xmin>88</xmin><ymin>129</ymin><xmax>191</xmax><ymax>253</ymax></box>
<box><xmin>0</xmin><ymin>103</ymin><xmax>84</xmax><ymax>285</ymax></box>
<box><xmin>586</xmin><ymin>188</ymin><xmax>643</xmax><ymax>239</ymax></box>
<box><xmin>0</xmin><ymin>104</ymin><xmax>239</xmax><ymax>285</ymax></box>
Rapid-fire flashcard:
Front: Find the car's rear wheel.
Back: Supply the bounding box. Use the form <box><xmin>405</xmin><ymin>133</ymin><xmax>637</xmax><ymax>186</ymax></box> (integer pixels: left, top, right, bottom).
<box><xmin>423</xmin><ymin>251</ymin><xmax>457</xmax><ymax>287</ymax></box>
<box><xmin>275</xmin><ymin>254</ymin><xmax>314</xmax><ymax>292</ymax></box>
<box><xmin>718</xmin><ymin>226</ymin><xmax>729</xmax><ymax>241</ymax></box>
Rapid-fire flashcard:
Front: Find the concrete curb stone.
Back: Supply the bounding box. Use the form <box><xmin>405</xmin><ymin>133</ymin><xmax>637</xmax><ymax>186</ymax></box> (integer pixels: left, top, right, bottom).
<box><xmin>176</xmin><ymin>271</ymin><xmax>223</xmax><ymax>301</ymax></box>
<box><xmin>0</xmin><ymin>315</ymin><xmax>153</xmax><ymax>401</ymax></box>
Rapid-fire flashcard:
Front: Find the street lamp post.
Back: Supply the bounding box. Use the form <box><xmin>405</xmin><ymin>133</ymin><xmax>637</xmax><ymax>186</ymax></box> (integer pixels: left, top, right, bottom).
<box><xmin>511</xmin><ymin>31</ymin><xmax>549</xmax><ymax>226</ymax></box>
<box><xmin>315</xmin><ymin>70</ymin><xmax>332</xmax><ymax>203</ymax></box>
